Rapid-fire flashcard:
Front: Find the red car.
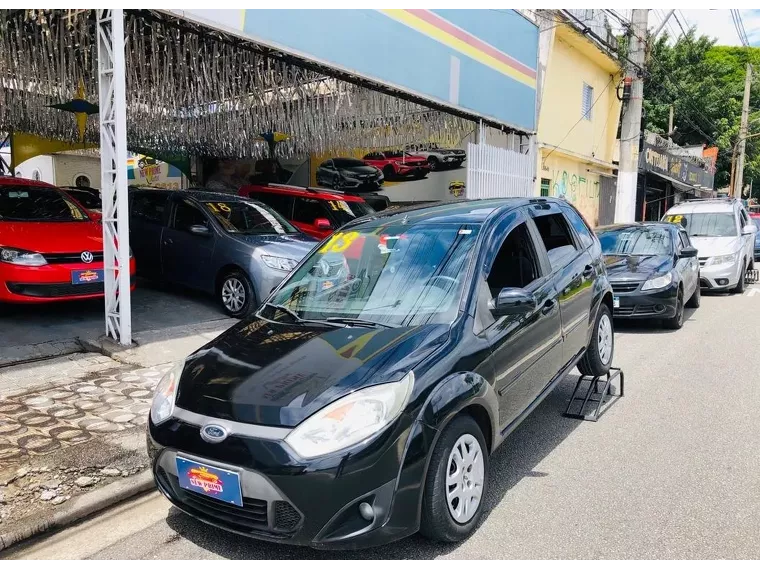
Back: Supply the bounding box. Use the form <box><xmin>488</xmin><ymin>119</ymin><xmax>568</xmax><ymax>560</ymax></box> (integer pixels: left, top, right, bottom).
<box><xmin>0</xmin><ymin>177</ymin><xmax>136</xmax><ymax>304</ymax></box>
<box><xmin>238</xmin><ymin>183</ymin><xmax>375</xmax><ymax>239</ymax></box>
<box><xmin>362</xmin><ymin>151</ymin><xmax>430</xmax><ymax>180</ymax></box>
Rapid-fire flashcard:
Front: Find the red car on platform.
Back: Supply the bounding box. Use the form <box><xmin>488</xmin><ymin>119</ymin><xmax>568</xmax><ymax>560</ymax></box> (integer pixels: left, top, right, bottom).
<box><xmin>238</xmin><ymin>183</ymin><xmax>376</xmax><ymax>240</ymax></box>
<box><xmin>362</xmin><ymin>151</ymin><xmax>430</xmax><ymax>180</ymax></box>
<box><xmin>0</xmin><ymin>177</ymin><xmax>136</xmax><ymax>304</ymax></box>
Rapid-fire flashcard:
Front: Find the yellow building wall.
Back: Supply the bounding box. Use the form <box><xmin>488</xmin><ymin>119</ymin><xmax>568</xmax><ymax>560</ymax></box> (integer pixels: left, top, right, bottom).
<box><xmin>536</xmin><ymin>22</ymin><xmax>622</xmax><ymax>227</ymax></box>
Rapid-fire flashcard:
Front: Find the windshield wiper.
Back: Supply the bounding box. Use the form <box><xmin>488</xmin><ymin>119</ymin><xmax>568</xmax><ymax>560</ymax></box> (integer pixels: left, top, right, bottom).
<box><xmin>324</xmin><ymin>317</ymin><xmax>396</xmax><ymax>329</ymax></box>
<box><xmin>261</xmin><ymin>303</ymin><xmax>344</xmax><ymax>328</ymax></box>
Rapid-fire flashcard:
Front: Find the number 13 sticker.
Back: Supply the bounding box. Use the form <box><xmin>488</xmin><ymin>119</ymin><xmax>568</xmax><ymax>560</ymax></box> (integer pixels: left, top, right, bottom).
<box><xmin>319</xmin><ymin>231</ymin><xmax>359</xmax><ymax>253</ymax></box>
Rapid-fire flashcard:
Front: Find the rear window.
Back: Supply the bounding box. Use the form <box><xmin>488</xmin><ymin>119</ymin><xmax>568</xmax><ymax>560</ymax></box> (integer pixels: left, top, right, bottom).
<box><xmin>0</xmin><ymin>185</ymin><xmax>89</xmax><ymax>221</ymax></box>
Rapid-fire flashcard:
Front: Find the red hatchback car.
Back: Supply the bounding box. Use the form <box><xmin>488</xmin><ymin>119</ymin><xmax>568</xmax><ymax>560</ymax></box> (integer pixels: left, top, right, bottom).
<box><xmin>0</xmin><ymin>177</ymin><xmax>136</xmax><ymax>304</ymax></box>
<box><xmin>362</xmin><ymin>151</ymin><xmax>430</xmax><ymax>180</ymax></box>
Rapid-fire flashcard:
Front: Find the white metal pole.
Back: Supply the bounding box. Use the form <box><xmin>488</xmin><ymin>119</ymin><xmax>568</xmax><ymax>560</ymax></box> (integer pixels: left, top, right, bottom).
<box><xmin>97</xmin><ymin>9</ymin><xmax>132</xmax><ymax>345</ymax></box>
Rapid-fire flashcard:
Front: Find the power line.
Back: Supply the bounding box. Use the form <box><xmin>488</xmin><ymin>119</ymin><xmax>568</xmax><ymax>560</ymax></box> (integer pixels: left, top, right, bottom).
<box><xmin>674</xmin><ymin>11</ymin><xmax>688</xmax><ymax>37</ymax></box>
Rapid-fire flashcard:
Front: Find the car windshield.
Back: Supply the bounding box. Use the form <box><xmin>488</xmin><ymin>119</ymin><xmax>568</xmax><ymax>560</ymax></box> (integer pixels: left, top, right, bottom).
<box><xmin>598</xmin><ymin>226</ymin><xmax>673</xmax><ymax>256</ymax></box>
<box><xmin>0</xmin><ymin>185</ymin><xmax>89</xmax><ymax>221</ymax></box>
<box><xmin>662</xmin><ymin>212</ymin><xmax>737</xmax><ymax>237</ymax></box>
<box><xmin>266</xmin><ymin>223</ymin><xmax>480</xmax><ymax>327</ymax></box>
<box><xmin>331</xmin><ymin>158</ymin><xmax>366</xmax><ymax>168</ymax></box>
<box><xmin>201</xmin><ymin>200</ymin><xmax>299</xmax><ymax>235</ymax></box>
<box><xmin>327</xmin><ymin>199</ymin><xmax>374</xmax><ymax>226</ymax></box>
<box><xmin>66</xmin><ymin>189</ymin><xmax>102</xmax><ymax>210</ymax></box>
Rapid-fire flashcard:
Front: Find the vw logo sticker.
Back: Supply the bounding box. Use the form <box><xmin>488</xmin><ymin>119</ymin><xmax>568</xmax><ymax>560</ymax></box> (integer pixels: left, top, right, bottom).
<box><xmin>201</xmin><ymin>424</ymin><xmax>229</xmax><ymax>443</ymax></box>
<box><xmin>81</xmin><ymin>251</ymin><xmax>94</xmax><ymax>264</ymax></box>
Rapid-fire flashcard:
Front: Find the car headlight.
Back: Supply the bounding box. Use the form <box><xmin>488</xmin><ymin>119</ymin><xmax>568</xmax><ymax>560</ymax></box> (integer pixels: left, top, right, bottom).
<box><xmin>150</xmin><ymin>360</ymin><xmax>183</xmax><ymax>426</ymax></box>
<box><xmin>706</xmin><ymin>252</ymin><xmax>738</xmax><ymax>266</ymax></box>
<box><xmin>285</xmin><ymin>371</ymin><xmax>414</xmax><ymax>459</ymax></box>
<box><xmin>0</xmin><ymin>247</ymin><xmax>47</xmax><ymax>266</ymax></box>
<box><xmin>261</xmin><ymin>255</ymin><xmax>298</xmax><ymax>272</ymax></box>
<box><xmin>641</xmin><ymin>272</ymin><xmax>673</xmax><ymax>291</ymax></box>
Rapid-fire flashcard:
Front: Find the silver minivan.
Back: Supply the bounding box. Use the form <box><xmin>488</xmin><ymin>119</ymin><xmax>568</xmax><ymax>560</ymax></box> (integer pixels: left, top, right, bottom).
<box><xmin>662</xmin><ymin>198</ymin><xmax>757</xmax><ymax>293</ymax></box>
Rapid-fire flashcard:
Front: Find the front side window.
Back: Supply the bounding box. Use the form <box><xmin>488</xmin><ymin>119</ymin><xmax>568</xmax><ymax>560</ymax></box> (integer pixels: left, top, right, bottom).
<box><xmin>598</xmin><ymin>226</ymin><xmax>673</xmax><ymax>256</ymax></box>
<box><xmin>326</xmin><ymin>199</ymin><xmax>374</xmax><ymax>227</ymax></box>
<box><xmin>533</xmin><ymin>212</ymin><xmax>578</xmax><ymax>271</ymax></box>
<box><xmin>0</xmin><ymin>185</ymin><xmax>88</xmax><ymax>222</ymax></box>
<box><xmin>173</xmin><ymin>200</ymin><xmax>208</xmax><ymax>232</ymax></box>
<box><xmin>663</xmin><ymin>212</ymin><xmax>737</xmax><ymax>237</ymax></box>
<box><xmin>67</xmin><ymin>189</ymin><xmax>102</xmax><ymax>210</ymax></box>
<box><xmin>561</xmin><ymin>205</ymin><xmax>595</xmax><ymax>249</ymax></box>
<box><xmin>293</xmin><ymin>197</ymin><xmax>330</xmax><ymax>225</ymax></box>
<box><xmin>202</xmin><ymin>200</ymin><xmax>297</xmax><ymax>235</ymax></box>
<box><xmin>266</xmin><ymin>223</ymin><xmax>480</xmax><ymax>327</ymax></box>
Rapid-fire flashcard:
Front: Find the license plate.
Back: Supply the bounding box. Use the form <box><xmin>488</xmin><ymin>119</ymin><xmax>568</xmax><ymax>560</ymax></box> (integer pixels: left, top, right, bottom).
<box><xmin>176</xmin><ymin>457</ymin><xmax>243</xmax><ymax>507</ymax></box>
<box><xmin>71</xmin><ymin>269</ymin><xmax>104</xmax><ymax>284</ymax></box>
<box><xmin>613</xmin><ymin>296</ymin><xmax>620</xmax><ymax>308</ymax></box>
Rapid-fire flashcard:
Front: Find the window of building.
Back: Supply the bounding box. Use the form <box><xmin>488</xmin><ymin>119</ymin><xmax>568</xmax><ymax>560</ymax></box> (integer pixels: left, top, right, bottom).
<box><xmin>582</xmin><ymin>83</ymin><xmax>594</xmax><ymax>121</ymax></box>
<box><xmin>540</xmin><ymin>178</ymin><xmax>551</xmax><ymax>197</ymax></box>
<box><xmin>74</xmin><ymin>174</ymin><xmax>91</xmax><ymax>188</ymax></box>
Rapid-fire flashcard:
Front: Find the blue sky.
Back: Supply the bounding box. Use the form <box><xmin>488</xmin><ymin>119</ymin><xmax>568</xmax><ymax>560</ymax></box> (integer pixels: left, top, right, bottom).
<box><xmin>614</xmin><ymin>9</ymin><xmax>760</xmax><ymax>47</ymax></box>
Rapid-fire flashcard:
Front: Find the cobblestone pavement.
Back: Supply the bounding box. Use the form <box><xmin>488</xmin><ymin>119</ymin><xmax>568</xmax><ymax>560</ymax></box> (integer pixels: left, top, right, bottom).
<box><xmin>0</xmin><ymin>362</ymin><xmax>171</xmax><ymax>465</ymax></box>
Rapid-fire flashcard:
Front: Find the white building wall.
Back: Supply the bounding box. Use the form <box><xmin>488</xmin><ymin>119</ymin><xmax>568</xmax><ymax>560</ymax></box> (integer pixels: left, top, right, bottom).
<box><xmin>53</xmin><ymin>154</ymin><xmax>101</xmax><ymax>188</ymax></box>
<box><xmin>0</xmin><ymin>152</ymin><xmax>55</xmax><ymax>183</ymax></box>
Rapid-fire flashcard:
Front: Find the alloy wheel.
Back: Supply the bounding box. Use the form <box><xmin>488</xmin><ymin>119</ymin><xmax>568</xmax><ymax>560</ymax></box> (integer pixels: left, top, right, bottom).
<box><xmin>597</xmin><ymin>313</ymin><xmax>613</xmax><ymax>366</ymax></box>
<box><xmin>446</xmin><ymin>433</ymin><xmax>484</xmax><ymax>524</ymax></box>
<box><xmin>222</xmin><ymin>277</ymin><xmax>246</xmax><ymax>312</ymax></box>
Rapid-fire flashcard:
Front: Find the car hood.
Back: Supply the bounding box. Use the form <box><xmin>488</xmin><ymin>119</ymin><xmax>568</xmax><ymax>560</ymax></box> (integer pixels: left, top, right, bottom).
<box><xmin>174</xmin><ymin>318</ymin><xmax>451</xmax><ymax>427</ymax></box>
<box><xmin>230</xmin><ymin>232</ymin><xmax>317</xmax><ymax>254</ymax></box>
<box><xmin>340</xmin><ymin>165</ymin><xmax>379</xmax><ymax>176</ymax></box>
<box><xmin>0</xmin><ymin>220</ymin><xmax>102</xmax><ymax>253</ymax></box>
<box><xmin>689</xmin><ymin>236</ymin><xmax>743</xmax><ymax>257</ymax></box>
<box><xmin>604</xmin><ymin>254</ymin><xmax>673</xmax><ymax>281</ymax></box>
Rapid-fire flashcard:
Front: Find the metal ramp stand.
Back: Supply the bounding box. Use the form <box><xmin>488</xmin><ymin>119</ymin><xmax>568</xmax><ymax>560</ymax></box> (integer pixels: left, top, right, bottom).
<box><xmin>746</xmin><ymin>268</ymin><xmax>759</xmax><ymax>284</ymax></box>
<box><xmin>564</xmin><ymin>367</ymin><xmax>624</xmax><ymax>422</ymax></box>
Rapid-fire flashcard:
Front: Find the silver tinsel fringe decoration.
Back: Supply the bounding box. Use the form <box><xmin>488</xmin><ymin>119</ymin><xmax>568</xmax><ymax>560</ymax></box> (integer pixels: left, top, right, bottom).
<box><xmin>0</xmin><ymin>9</ymin><xmax>474</xmax><ymax>159</ymax></box>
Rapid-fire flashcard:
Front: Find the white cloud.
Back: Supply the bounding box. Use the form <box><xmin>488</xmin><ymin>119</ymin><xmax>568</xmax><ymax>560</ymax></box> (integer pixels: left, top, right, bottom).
<box><xmin>611</xmin><ymin>8</ymin><xmax>760</xmax><ymax>46</ymax></box>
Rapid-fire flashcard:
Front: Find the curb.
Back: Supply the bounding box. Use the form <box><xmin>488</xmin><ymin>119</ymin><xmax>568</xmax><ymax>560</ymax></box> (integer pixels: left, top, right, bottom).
<box><xmin>0</xmin><ymin>470</ymin><xmax>155</xmax><ymax>553</ymax></box>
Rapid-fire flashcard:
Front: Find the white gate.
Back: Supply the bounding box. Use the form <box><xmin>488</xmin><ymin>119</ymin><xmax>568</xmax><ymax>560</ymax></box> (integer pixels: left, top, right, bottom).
<box><xmin>465</xmin><ymin>142</ymin><xmax>534</xmax><ymax>199</ymax></box>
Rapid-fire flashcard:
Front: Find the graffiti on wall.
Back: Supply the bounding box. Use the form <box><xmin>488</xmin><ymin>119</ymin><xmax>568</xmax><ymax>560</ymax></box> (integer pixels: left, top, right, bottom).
<box><xmin>550</xmin><ymin>169</ymin><xmax>600</xmax><ymax>203</ymax></box>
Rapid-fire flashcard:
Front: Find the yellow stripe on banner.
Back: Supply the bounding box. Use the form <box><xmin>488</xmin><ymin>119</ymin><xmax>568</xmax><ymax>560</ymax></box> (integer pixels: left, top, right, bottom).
<box><xmin>381</xmin><ymin>9</ymin><xmax>536</xmax><ymax>89</ymax></box>
<box><xmin>239</xmin><ymin>10</ymin><xmax>246</xmax><ymax>30</ymax></box>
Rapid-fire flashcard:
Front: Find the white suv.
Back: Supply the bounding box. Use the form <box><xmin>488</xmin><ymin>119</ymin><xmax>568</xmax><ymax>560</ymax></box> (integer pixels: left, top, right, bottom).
<box><xmin>662</xmin><ymin>198</ymin><xmax>757</xmax><ymax>293</ymax></box>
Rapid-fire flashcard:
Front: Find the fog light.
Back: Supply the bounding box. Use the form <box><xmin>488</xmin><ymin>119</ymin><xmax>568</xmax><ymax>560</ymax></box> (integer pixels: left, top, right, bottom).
<box><xmin>717</xmin><ymin>278</ymin><xmax>728</xmax><ymax>286</ymax></box>
<box><xmin>359</xmin><ymin>502</ymin><xmax>375</xmax><ymax>521</ymax></box>
<box><xmin>655</xmin><ymin>304</ymin><xmax>665</xmax><ymax>312</ymax></box>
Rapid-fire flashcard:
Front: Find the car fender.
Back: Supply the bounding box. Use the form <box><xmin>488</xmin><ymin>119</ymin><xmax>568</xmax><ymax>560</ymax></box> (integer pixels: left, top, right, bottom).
<box><xmin>586</xmin><ymin>272</ymin><xmax>613</xmax><ymax>346</ymax></box>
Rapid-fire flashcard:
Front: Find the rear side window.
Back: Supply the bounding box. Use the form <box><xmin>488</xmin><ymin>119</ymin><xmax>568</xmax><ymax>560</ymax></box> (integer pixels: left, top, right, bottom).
<box><xmin>532</xmin><ymin>212</ymin><xmax>578</xmax><ymax>271</ymax></box>
<box><xmin>130</xmin><ymin>193</ymin><xmax>167</xmax><ymax>225</ymax></box>
<box><xmin>561</xmin><ymin>205</ymin><xmax>594</xmax><ymax>249</ymax></box>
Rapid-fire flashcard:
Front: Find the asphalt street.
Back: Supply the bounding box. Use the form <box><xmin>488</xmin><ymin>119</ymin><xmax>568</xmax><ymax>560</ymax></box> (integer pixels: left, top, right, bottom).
<box><xmin>7</xmin><ymin>285</ymin><xmax>760</xmax><ymax>559</ymax></box>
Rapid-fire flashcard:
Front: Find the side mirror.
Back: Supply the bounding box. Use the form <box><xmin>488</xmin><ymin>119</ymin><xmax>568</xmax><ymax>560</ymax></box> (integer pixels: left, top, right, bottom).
<box><xmin>491</xmin><ymin>287</ymin><xmax>537</xmax><ymax>317</ymax></box>
<box><xmin>742</xmin><ymin>224</ymin><xmax>758</xmax><ymax>235</ymax></box>
<box><xmin>314</xmin><ymin>218</ymin><xmax>332</xmax><ymax>230</ymax></box>
<box><xmin>680</xmin><ymin>246</ymin><xmax>698</xmax><ymax>258</ymax></box>
<box><xmin>189</xmin><ymin>224</ymin><xmax>211</xmax><ymax>236</ymax></box>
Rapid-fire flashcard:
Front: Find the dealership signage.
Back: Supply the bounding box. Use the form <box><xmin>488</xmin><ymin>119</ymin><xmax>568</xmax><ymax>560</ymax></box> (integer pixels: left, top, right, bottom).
<box><xmin>640</xmin><ymin>142</ymin><xmax>715</xmax><ymax>190</ymax></box>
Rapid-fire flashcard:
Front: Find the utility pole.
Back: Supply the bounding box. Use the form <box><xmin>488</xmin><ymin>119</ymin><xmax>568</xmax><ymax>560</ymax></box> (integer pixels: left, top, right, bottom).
<box><xmin>668</xmin><ymin>106</ymin><xmax>674</xmax><ymax>141</ymax></box>
<box><xmin>734</xmin><ymin>63</ymin><xmax>752</xmax><ymax>198</ymax></box>
<box><xmin>615</xmin><ymin>9</ymin><xmax>649</xmax><ymax>222</ymax></box>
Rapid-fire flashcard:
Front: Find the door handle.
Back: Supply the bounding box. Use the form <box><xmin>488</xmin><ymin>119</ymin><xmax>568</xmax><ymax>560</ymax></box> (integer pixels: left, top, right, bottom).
<box><xmin>163</xmin><ymin>238</ymin><xmax>173</xmax><ymax>245</ymax></box>
<box><xmin>541</xmin><ymin>299</ymin><xmax>556</xmax><ymax>314</ymax></box>
<box><xmin>582</xmin><ymin>265</ymin><xmax>595</xmax><ymax>278</ymax></box>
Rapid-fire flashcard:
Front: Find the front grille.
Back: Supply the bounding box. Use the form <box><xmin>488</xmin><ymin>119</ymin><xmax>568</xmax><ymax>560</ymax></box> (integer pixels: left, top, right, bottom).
<box><xmin>614</xmin><ymin>306</ymin><xmax>635</xmax><ymax>316</ymax></box>
<box><xmin>7</xmin><ymin>275</ymin><xmax>134</xmax><ymax>298</ymax></box>
<box><xmin>614</xmin><ymin>304</ymin><xmax>664</xmax><ymax>316</ymax></box>
<box><xmin>610</xmin><ymin>282</ymin><xmax>640</xmax><ymax>293</ymax></box>
<box><xmin>274</xmin><ymin>501</ymin><xmax>301</xmax><ymax>531</ymax></box>
<box><xmin>44</xmin><ymin>252</ymin><xmax>104</xmax><ymax>264</ymax></box>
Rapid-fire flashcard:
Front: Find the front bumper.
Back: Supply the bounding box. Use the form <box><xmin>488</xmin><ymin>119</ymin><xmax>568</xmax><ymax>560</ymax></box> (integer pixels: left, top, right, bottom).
<box><xmin>148</xmin><ymin>412</ymin><xmax>433</xmax><ymax>549</ymax></box>
<box><xmin>0</xmin><ymin>259</ymin><xmax>137</xmax><ymax>303</ymax></box>
<box><xmin>397</xmin><ymin>165</ymin><xmax>429</xmax><ymax>177</ymax></box>
<box><xmin>611</xmin><ymin>282</ymin><xmax>679</xmax><ymax>319</ymax></box>
<box><xmin>699</xmin><ymin>259</ymin><xmax>742</xmax><ymax>290</ymax></box>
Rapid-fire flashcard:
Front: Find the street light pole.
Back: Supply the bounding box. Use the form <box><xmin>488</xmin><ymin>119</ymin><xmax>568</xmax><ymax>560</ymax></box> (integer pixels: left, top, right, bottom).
<box><xmin>734</xmin><ymin>63</ymin><xmax>753</xmax><ymax>198</ymax></box>
<box><xmin>729</xmin><ymin>131</ymin><xmax>760</xmax><ymax>198</ymax></box>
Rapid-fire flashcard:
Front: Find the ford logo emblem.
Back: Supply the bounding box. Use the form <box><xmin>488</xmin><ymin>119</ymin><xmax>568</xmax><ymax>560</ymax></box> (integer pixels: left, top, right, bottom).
<box><xmin>200</xmin><ymin>424</ymin><xmax>228</xmax><ymax>443</ymax></box>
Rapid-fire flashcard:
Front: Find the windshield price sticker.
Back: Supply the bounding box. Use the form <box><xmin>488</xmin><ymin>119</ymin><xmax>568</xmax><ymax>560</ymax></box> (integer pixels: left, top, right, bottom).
<box><xmin>319</xmin><ymin>231</ymin><xmax>360</xmax><ymax>254</ymax></box>
<box><xmin>664</xmin><ymin>214</ymin><xmax>684</xmax><ymax>225</ymax></box>
<box><xmin>206</xmin><ymin>202</ymin><xmax>232</xmax><ymax>214</ymax></box>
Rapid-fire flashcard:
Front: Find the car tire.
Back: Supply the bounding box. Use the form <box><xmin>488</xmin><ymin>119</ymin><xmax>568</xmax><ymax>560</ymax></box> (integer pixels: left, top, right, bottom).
<box><xmin>732</xmin><ymin>261</ymin><xmax>746</xmax><ymax>294</ymax></box>
<box><xmin>686</xmin><ymin>279</ymin><xmax>701</xmax><ymax>309</ymax></box>
<box><xmin>577</xmin><ymin>303</ymin><xmax>614</xmax><ymax>377</ymax></box>
<box><xmin>664</xmin><ymin>287</ymin><xmax>685</xmax><ymax>330</ymax></box>
<box><xmin>420</xmin><ymin>414</ymin><xmax>489</xmax><ymax>544</ymax></box>
<box><xmin>427</xmin><ymin>156</ymin><xmax>440</xmax><ymax>171</ymax></box>
<box><xmin>382</xmin><ymin>165</ymin><xmax>395</xmax><ymax>180</ymax></box>
<box><xmin>219</xmin><ymin>270</ymin><xmax>256</xmax><ymax>319</ymax></box>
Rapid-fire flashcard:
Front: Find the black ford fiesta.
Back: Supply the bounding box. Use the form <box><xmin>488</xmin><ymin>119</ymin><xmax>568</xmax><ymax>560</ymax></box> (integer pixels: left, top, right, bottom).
<box><xmin>596</xmin><ymin>222</ymin><xmax>701</xmax><ymax>329</ymax></box>
<box><xmin>148</xmin><ymin>198</ymin><xmax>614</xmax><ymax>549</ymax></box>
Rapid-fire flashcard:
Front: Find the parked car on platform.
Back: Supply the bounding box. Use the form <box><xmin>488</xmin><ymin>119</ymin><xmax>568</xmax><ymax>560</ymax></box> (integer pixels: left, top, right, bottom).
<box><xmin>662</xmin><ymin>198</ymin><xmax>757</xmax><ymax>293</ymax></box>
<box><xmin>596</xmin><ymin>222</ymin><xmax>700</xmax><ymax>329</ymax></box>
<box><xmin>0</xmin><ymin>177</ymin><xmax>135</xmax><ymax>304</ymax></box>
<box><xmin>405</xmin><ymin>142</ymin><xmax>466</xmax><ymax>170</ymax></box>
<box><xmin>750</xmin><ymin>213</ymin><xmax>760</xmax><ymax>262</ymax></box>
<box><xmin>239</xmin><ymin>184</ymin><xmax>376</xmax><ymax>240</ymax></box>
<box><xmin>147</xmin><ymin>197</ymin><xmax>614</xmax><ymax>549</ymax></box>
<box><xmin>361</xmin><ymin>151</ymin><xmax>430</xmax><ymax>180</ymax></box>
<box><xmin>315</xmin><ymin>158</ymin><xmax>384</xmax><ymax>192</ymax></box>
<box><xmin>128</xmin><ymin>188</ymin><xmax>317</xmax><ymax>318</ymax></box>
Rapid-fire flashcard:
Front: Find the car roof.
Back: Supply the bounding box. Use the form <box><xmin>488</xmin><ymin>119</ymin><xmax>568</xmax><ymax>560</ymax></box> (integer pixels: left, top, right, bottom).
<box><xmin>345</xmin><ymin>197</ymin><xmax>568</xmax><ymax>228</ymax></box>
<box><xmin>241</xmin><ymin>184</ymin><xmax>366</xmax><ymax>202</ymax></box>
<box><xmin>596</xmin><ymin>221</ymin><xmax>677</xmax><ymax>232</ymax></box>
<box><xmin>0</xmin><ymin>176</ymin><xmax>58</xmax><ymax>189</ymax></box>
<box><xmin>665</xmin><ymin>199</ymin><xmax>737</xmax><ymax>214</ymax></box>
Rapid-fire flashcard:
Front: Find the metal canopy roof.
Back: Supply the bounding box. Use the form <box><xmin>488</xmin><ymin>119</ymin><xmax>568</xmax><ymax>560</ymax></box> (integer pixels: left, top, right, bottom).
<box><xmin>0</xmin><ymin>9</ymin><xmax>482</xmax><ymax>160</ymax></box>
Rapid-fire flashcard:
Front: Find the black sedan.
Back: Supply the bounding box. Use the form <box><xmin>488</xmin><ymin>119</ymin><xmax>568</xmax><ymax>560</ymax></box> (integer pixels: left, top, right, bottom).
<box><xmin>316</xmin><ymin>157</ymin><xmax>384</xmax><ymax>192</ymax></box>
<box><xmin>148</xmin><ymin>198</ymin><xmax>615</xmax><ymax>549</ymax></box>
<box><xmin>596</xmin><ymin>222</ymin><xmax>700</xmax><ymax>329</ymax></box>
